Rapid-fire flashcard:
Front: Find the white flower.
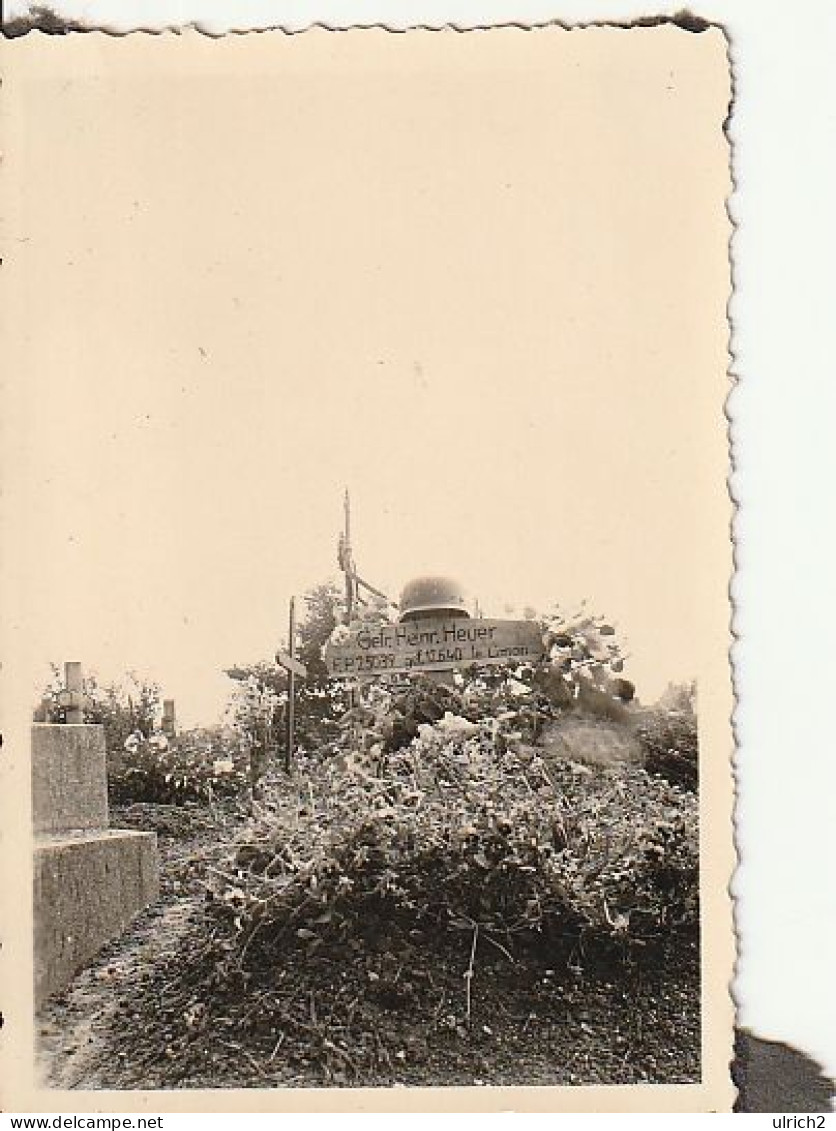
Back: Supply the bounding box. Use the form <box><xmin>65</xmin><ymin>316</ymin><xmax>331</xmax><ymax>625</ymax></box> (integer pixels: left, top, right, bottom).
<box><xmin>437</xmin><ymin>712</ymin><xmax>479</xmax><ymax>736</ymax></box>
<box><xmin>329</xmin><ymin>625</ymin><xmax>351</xmax><ymax>646</ymax></box>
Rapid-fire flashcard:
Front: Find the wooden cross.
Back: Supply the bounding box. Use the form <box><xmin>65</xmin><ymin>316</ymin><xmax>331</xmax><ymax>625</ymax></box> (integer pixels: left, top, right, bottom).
<box><xmin>56</xmin><ymin>661</ymin><xmax>86</xmax><ymax>724</ymax></box>
<box><xmin>275</xmin><ymin>596</ymin><xmax>307</xmax><ymax>773</ymax></box>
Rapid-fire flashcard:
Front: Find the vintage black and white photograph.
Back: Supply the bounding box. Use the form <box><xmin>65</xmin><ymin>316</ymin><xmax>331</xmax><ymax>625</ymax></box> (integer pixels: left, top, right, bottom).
<box><xmin>2</xmin><ymin>20</ymin><xmax>735</xmax><ymax>1110</ymax></box>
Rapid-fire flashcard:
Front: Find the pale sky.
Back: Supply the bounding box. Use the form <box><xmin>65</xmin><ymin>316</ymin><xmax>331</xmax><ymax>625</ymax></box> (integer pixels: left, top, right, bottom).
<box><xmin>4</xmin><ymin>28</ymin><xmax>730</xmax><ymax>725</ymax></box>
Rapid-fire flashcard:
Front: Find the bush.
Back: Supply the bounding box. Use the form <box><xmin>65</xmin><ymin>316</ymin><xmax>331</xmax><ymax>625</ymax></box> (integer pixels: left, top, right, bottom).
<box><xmin>637</xmin><ymin>708</ymin><xmax>698</xmax><ymax>792</ymax></box>
<box><xmin>209</xmin><ymin>714</ymin><xmax>698</xmax><ymax>967</ymax></box>
<box><xmin>108</xmin><ymin>730</ymin><xmax>249</xmax><ymax>804</ymax></box>
<box><xmin>37</xmin><ymin>666</ymin><xmax>161</xmax><ymax>750</ymax></box>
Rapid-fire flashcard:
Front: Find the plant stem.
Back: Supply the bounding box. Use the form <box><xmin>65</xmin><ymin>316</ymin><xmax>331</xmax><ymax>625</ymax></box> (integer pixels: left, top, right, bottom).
<box><xmin>464</xmin><ymin>922</ymin><xmax>479</xmax><ymax>1023</ymax></box>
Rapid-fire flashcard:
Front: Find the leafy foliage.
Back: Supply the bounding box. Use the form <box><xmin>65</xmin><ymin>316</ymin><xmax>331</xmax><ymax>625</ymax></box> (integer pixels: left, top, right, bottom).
<box><xmin>224</xmin><ymin>664</ymin><xmax>284</xmax><ymax>773</ymax></box>
<box><xmin>210</xmin><ymin>591</ymin><xmax>695</xmax><ymax>970</ymax></box>
<box><xmin>297</xmin><ymin>581</ymin><xmax>345</xmax><ymax>687</ymax></box>
<box><xmin>637</xmin><ymin>701</ymin><xmax>699</xmax><ymax>792</ymax></box>
<box><xmin>210</xmin><ymin>710</ymin><xmax>698</xmax><ymax>969</ymax></box>
<box><xmin>108</xmin><ymin>728</ymin><xmax>249</xmax><ymax>805</ymax></box>
<box><xmin>222</xmin><ymin>580</ymin><xmax>355</xmax><ymax>772</ymax></box>
<box><xmin>535</xmin><ymin>605</ymin><xmax>631</xmax><ymax>712</ymax></box>
<box><xmin>38</xmin><ymin>665</ymin><xmax>161</xmax><ymax>749</ymax></box>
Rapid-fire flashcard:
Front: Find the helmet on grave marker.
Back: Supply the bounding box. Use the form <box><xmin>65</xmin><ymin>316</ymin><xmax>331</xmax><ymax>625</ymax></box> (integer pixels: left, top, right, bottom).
<box><xmin>398</xmin><ymin>575</ymin><xmax>471</xmax><ymax>622</ymax></box>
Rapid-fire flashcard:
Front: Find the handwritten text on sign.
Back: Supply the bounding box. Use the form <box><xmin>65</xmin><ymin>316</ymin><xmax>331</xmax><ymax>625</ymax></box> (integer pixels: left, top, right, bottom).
<box><xmin>324</xmin><ymin>618</ymin><xmax>546</xmax><ymax>677</ymax></box>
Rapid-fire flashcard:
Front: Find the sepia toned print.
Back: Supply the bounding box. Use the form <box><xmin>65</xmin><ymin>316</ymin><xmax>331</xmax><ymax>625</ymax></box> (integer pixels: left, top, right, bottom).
<box><xmin>0</xmin><ymin>23</ymin><xmax>735</xmax><ymax>1111</ymax></box>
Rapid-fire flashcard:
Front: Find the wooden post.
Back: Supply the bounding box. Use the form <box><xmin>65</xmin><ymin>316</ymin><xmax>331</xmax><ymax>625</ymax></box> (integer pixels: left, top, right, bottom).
<box><xmin>343</xmin><ymin>488</ymin><xmax>355</xmax><ymax>624</ymax></box>
<box><xmin>63</xmin><ymin>661</ymin><xmax>84</xmax><ymax>724</ymax></box>
<box><xmin>285</xmin><ymin>595</ymin><xmax>296</xmax><ymax>773</ymax></box>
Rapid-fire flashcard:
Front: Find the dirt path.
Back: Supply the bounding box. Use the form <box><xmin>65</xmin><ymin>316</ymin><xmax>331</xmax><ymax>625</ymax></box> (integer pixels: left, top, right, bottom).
<box><xmin>38</xmin><ymin>900</ymin><xmax>200</xmax><ymax>1089</ymax></box>
<box><xmin>37</xmin><ymin>799</ymin><xmax>249</xmax><ymax>1089</ymax></box>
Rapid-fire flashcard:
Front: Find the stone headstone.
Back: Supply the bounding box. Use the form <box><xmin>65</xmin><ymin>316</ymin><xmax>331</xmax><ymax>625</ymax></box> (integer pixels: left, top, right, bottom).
<box><xmin>32</xmin><ymin>722</ymin><xmax>159</xmax><ymax>1004</ymax></box>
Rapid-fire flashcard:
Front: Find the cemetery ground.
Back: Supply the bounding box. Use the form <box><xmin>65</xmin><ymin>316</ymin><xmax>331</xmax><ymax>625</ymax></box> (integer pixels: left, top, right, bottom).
<box><xmin>36</xmin><ymin>693</ymin><xmax>700</xmax><ymax>1091</ymax></box>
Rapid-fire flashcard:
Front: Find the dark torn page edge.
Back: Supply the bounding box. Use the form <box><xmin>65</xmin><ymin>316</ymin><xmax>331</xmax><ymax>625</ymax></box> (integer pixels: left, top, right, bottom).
<box><xmin>2</xmin><ymin>7</ymin><xmax>713</xmax><ymax>37</ymax></box>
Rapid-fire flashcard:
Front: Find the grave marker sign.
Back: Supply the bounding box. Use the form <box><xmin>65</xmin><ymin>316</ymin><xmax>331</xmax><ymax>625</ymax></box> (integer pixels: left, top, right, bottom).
<box><xmin>324</xmin><ymin>617</ymin><xmax>546</xmax><ymax>678</ymax></box>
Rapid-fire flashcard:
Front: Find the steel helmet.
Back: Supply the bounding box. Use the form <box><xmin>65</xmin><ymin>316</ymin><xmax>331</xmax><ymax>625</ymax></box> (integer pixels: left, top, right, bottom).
<box><xmin>398</xmin><ymin>575</ymin><xmax>471</xmax><ymax>622</ymax></box>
